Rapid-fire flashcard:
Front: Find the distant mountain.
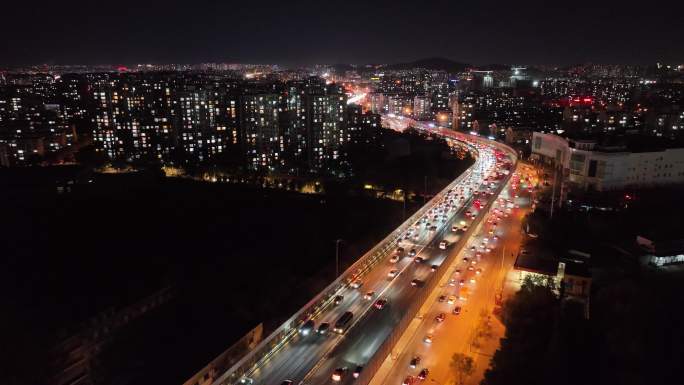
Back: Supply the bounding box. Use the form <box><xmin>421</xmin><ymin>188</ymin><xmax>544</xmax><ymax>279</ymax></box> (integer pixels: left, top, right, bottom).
<box><xmin>477</xmin><ymin>63</ymin><xmax>510</xmax><ymax>71</ymax></box>
<box><xmin>384</xmin><ymin>57</ymin><xmax>471</xmax><ymax>73</ymax></box>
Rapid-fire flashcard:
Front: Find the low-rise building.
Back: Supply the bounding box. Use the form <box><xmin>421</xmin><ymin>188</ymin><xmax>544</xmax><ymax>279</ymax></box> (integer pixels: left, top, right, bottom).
<box><xmin>513</xmin><ymin>251</ymin><xmax>592</xmax><ymax>317</ymax></box>
<box><xmin>636</xmin><ymin>235</ymin><xmax>684</xmax><ymax>267</ymax></box>
<box><xmin>505</xmin><ymin>126</ymin><xmax>532</xmax><ymax>146</ymax></box>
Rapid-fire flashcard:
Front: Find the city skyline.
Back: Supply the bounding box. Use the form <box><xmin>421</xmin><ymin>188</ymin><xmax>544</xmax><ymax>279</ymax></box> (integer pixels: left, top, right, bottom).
<box><xmin>3</xmin><ymin>5</ymin><xmax>684</xmax><ymax>385</ymax></box>
<box><xmin>2</xmin><ymin>0</ymin><xmax>684</xmax><ymax>67</ymax></box>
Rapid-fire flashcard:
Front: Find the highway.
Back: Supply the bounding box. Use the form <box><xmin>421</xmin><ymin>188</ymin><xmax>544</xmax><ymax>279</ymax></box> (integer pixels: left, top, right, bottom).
<box><xmin>215</xmin><ymin>116</ymin><xmax>517</xmax><ymax>385</ymax></box>
<box><xmin>371</xmin><ymin>164</ymin><xmax>536</xmax><ymax>385</ymax></box>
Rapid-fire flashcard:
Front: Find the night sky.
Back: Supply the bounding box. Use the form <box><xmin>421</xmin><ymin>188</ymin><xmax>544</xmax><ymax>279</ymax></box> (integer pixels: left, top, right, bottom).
<box><xmin>1</xmin><ymin>0</ymin><xmax>683</xmax><ymax>66</ymax></box>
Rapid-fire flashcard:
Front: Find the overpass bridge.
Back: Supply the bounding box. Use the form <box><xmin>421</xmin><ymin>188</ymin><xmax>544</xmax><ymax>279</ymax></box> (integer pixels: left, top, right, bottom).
<box><xmin>206</xmin><ymin>119</ymin><xmax>518</xmax><ymax>385</ymax></box>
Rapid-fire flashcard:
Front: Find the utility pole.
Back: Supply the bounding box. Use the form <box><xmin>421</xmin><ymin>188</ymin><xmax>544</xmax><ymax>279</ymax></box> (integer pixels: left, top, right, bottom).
<box><xmin>558</xmin><ymin>168</ymin><xmax>565</xmax><ymax>209</ymax></box>
<box><xmin>499</xmin><ymin>246</ymin><xmax>507</xmax><ymax>300</ymax></box>
<box><xmin>402</xmin><ymin>189</ymin><xmax>407</xmax><ymax>220</ymax></box>
<box><xmin>424</xmin><ymin>176</ymin><xmax>428</xmax><ymax>204</ymax></box>
<box><xmin>335</xmin><ymin>239</ymin><xmax>343</xmax><ymax>278</ymax></box>
<box><xmin>550</xmin><ymin>165</ymin><xmax>557</xmax><ymax>219</ymax></box>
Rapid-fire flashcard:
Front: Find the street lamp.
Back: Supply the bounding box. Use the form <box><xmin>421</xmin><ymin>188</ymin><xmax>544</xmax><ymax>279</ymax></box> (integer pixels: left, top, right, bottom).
<box><xmin>335</xmin><ymin>239</ymin><xmax>344</xmax><ymax>279</ymax></box>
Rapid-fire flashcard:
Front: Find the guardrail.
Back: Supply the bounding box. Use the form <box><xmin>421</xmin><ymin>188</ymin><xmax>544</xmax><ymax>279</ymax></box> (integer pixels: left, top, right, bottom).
<box><xmin>212</xmin><ymin>138</ymin><xmax>482</xmax><ymax>385</ymax></box>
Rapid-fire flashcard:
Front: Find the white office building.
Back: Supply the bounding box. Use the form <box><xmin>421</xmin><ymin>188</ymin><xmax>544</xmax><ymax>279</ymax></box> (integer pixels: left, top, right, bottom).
<box><xmin>531</xmin><ymin>132</ymin><xmax>684</xmax><ymax>191</ymax></box>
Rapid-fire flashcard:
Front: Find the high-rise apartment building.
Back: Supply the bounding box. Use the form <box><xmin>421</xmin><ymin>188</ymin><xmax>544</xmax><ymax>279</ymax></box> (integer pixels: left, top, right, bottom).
<box><xmin>91</xmin><ymin>74</ymin><xmax>176</xmax><ymax>162</ymax></box>
<box><xmin>413</xmin><ymin>95</ymin><xmax>432</xmax><ymax>120</ymax></box>
<box><xmin>240</xmin><ymin>93</ymin><xmax>283</xmax><ymax>170</ymax></box>
<box><xmin>430</xmin><ymin>82</ymin><xmax>451</xmax><ymax>110</ymax></box>
<box><xmin>305</xmin><ymin>87</ymin><xmax>348</xmax><ymax>169</ymax></box>
<box><xmin>0</xmin><ymin>89</ymin><xmax>75</xmax><ymax>166</ymax></box>
<box><xmin>368</xmin><ymin>92</ymin><xmax>387</xmax><ymax>114</ymax></box>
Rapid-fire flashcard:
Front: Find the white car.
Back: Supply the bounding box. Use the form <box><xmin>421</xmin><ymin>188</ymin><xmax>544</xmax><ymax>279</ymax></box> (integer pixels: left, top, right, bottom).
<box><xmin>388</xmin><ymin>269</ymin><xmax>399</xmax><ymax>278</ymax></box>
<box><xmin>439</xmin><ymin>240</ymin><xmax>448</xmax><ymax>250</ymax></box>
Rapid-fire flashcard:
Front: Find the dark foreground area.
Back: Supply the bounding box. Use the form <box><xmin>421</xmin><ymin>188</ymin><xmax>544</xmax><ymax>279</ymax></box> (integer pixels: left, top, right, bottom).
<box><xmin>1</xmin><ymin>128</ymin><xmax>473</xmax><ymax>385</ymax></box>
<box><xmin>0</xmin><ymin>171</ymin><xmax>407</xmax><ymax>384</ymax></box>
<box><xmin>484</xmin><ymin>269</ymin><xmax>684</xmax><ymax>385</ymax></box>
<box><xmin>484</xmin><ymin>182</ymin><xmax>684</xmax><ymax>385</ymax></box>
<box><xmin>0</xmin><ymin>157</ymin><xmax>472</xmax><ymax>385</ymax></box>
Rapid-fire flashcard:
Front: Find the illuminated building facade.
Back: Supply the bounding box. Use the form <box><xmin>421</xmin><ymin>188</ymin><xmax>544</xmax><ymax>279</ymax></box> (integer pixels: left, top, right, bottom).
<box><xmin>413</xmin><ymin>95</ymin><xmax>432</xmax><ymax>120</ymax></box>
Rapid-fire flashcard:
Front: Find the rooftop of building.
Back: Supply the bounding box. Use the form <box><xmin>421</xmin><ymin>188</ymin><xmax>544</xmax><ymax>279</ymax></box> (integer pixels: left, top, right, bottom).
<box><xmin>542</xmin><ymin>131</ymin><xmax>684</xmax><ymax>153</ymax></box>
<box><xmin>637</xmin><ymin>235</ymin><xmax>684</xmax><ymax>256</ymax></box>
<box><xmin>515</xmin><ymin>239</ymin><xmax>592</xmax><ymax>278</ymax></box>
<box><xmin>515</xmin><ymin>252</ymin><xmax>592</xmax><ymax>278</ymax></box>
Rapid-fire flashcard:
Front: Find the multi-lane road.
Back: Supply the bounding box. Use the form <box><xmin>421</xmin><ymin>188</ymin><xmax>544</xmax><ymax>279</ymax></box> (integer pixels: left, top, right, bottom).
<box><xmin>371</xmin><ymin>164</ymin><xmax>536</xmax><ymax>385</ymax></box>
<box><xmin>215</xmin><ymin>117</ymin><xmax>517</xmax><ymax>385</ymax></box>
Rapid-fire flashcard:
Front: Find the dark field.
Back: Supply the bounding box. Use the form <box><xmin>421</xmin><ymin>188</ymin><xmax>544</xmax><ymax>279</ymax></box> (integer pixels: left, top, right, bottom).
<box><xmin>0</xmin><ymin>170</ymin><xmax>427</xmax><ymax>384</ymax></box>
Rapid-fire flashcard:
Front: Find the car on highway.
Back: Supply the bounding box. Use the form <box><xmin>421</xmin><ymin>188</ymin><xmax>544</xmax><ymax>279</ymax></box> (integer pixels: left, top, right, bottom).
<box><xmin>438</xmin><ymin>294</ymin><xmax>447</xmax><ymax>302</ymax></box>
<box><xmin>447</xmin><ymin>295</ymin><xmax>456</xmax><ymax>304</ymax></box>
<box><xmin>414</xmin><ymin>256</ymin><xmax>424</xmax><ymax>263</ymax></box>
<box><xmin>409</xmin><ymin>248</ymin><xmax>417</xmax><ymax>257</ymax></box>
<box><xmin>439</xmin><ymin>240</ymin><xmax>448</xmax><ymax>249</ymax></box>
<box><xmin>350</xmin><ymin>279</ymin><xmax>363</xmax><ymax>289</ymax></box>
<box><xmin>281</xmin><ymin>381</ymin><xmax>293</xmax><ymax>385</ymax></box>
<box><xmin>451</xmin><ymin>225</ymin><xmax>458</xmax><ymax>232</ymax></box>
<box><xmin>389</xmin><ymin>254</ymin><xmax>400</xmax><ymax>263</ymax></box>
<box><xmin>429</xmin><ymin>225</ymin><xmax>437</xmax><ymax>232</ymax></box>
<box><xmin>334</xmin><ymin>311</ymin><xmax>354</xmax><ymax>334</ymax></box>
<box><xmin>411</xmin><ymin>279</ymin><xmax>423</xmax><ymax>287</ymax></box>
<box><xmin>402</xmin><ymin>376</ymin><xmax>416</xmax><ymax>385</ymax></box>
<box><xmin>430</xmin><ymin>264</ymin><xmax>438</xmax><ymax>272</ymax></box>
<box><xmin>459</xmin><ymin>279</ymin><xmax>465</xmax><ymax>286</ymax></box>
<box><xmin>353</xmin><ymin>366</ymin><xmax>363</xmax><ymax>379</ymax></box>
<box><xmin>423</xmin><ymin>334</ymin><xmax>433</xmax><ymax>344</ymax></box>
<box><xmin>364</xmin><ymin>291</ymin><xmax>375</xmax><ymax>300</ymax></box>
<box><xmin>332</xmin><ymin>367</ymin><xmax>348</xmax><ymax>382</ymax></box>
<box><xmin>334</xmin><ymin>295</ymin><xmax>344</xmax><ymax>305</ymax></box>
<box><xmin>476</xmin><ymin>268</ymin><xmax>482</xmax><ymax>275</ymax></box>
<box><xmin>418</xmin><ymin>368</ymin><xmax>429</xmax><ymax>380</ymax></box>
<box><xmin>452</xmin><ymin>306</ymin><xmax>461</xmax><ymax>315</ymax></box>
<box><xmin>298</xmin><ymin>319</ymin><xmax>315</xmax><ymax>335</ymax></box>
<box><xmin>409</xmin><ymin>356</ymin><xmax>421</xmax><ymax>368</ymax></box>
<box><xmin>435</xmin><ymin>313</ymin><xmax>445</xmax><ymax>322</ymax></box>
<box><xmin>317</xmin><ymin>322</ymin><xmax>330</xmax><ymax>334</ymax></box>
<box><xmin>374</xmin><ymin>298</ymin><xmax>388</xmax><ymax>309</ymax></box>
<box><xmin>388</xmin><ymin>269</ymin><xmax>399</xmax><ymax>278</ymax></box>
<box><xmin>396</xmin><ymin>247</ymin><xmax>405</xmax><ymax>255</ymax></box>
